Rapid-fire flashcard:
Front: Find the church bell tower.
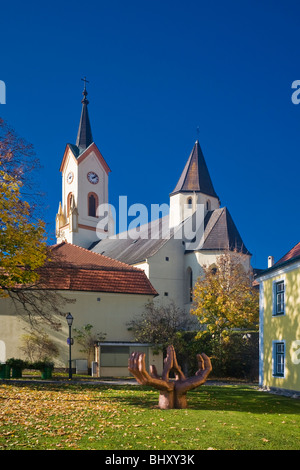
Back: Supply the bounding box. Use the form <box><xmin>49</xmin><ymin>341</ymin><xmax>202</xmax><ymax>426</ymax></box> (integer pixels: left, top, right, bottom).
<box><xmin>56</xmin><ymin>79</ymin><xmax>113</xmax><ymax>249</ymax></box>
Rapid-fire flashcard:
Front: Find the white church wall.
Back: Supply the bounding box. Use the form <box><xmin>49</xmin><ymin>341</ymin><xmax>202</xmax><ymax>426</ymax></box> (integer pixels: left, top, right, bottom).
<box><xmin>133</xmin><ymin>261</ymin><xmax>150</xmax><ymax>278</ymax></box>
<box><xmin>142</xmin><ymin>237</ymin><xmax>186</xmax><ymax>309</ymax></box>
<box><xmin>62</xmin><ymin>149</ymin><xmax>79</xmax><ymax>217</ymax></box>
<box><xmin>77</xmin><ymin>150</ymin><xmax>108</xmax><ymax>226</ymax></box>
<box><xmin>169</xmin><ymin>192</ymin><xmax>220</xmax><ymax>228</ymax></box>
<box><xmin>0</xmin><ymin>290</ymin><xmax>157</xmax><ymax>376</ymax></box>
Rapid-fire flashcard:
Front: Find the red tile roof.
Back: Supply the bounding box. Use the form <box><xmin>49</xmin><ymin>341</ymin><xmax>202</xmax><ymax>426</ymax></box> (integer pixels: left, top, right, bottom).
<box><xmin>274</xmin><ymin>241</ymin><xmax>300</xmax><ymax>267</ymax></box>
<box><xmin>49</xmin><ymin>241</ymin><xmax>143</xmax><ymax>270</ymax></box>
<box><xmin>38</xmin><ymin>242</ymin><xmax>157</xmax><ymax>296</ymax></box>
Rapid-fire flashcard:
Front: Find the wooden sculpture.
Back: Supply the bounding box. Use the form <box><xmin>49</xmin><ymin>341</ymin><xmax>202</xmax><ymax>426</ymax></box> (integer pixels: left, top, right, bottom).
<box><xmin>128</xmin><ymin>345</ymin><xmax>212</xmax><ymax>409</ymax></box>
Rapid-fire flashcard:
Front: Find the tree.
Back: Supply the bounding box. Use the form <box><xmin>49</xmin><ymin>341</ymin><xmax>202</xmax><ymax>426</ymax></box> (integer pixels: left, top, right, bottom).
<box><xmin>127</xmin><ymin>301</ymin><xmax>194</xmax><ymax>352</ymax></box>
<box><xmin>0</xmin><ymin>169</ymin><xmax>47</xmax><ymax>291</ymax></box>
<box><xmin>73</xmin><ymin>324</ymin><xmax>106</xmax><ymax>366</ymax></box>
<box><xmin>0</xmin><ymin>118</ymin><xmax>41</xmax><ymax>211</ymax></box>
<box><xmin>20</xmin><ymin>330</ymin><xmax>59</xmax><ymax>362</ymax></box>
<box><xmin>192</xmin><ymin>251</ymin><xmax>259</xmax><ymax>337</ymax></box>
<box><xmin>191</xmin><ymin>251</ymin><xmax>259</xmax><ymax>375</ymax></box>
<box><xmin>0</xmin><ymin>118</ymin><xmax>68</xmax><ymax>330</ymax></box>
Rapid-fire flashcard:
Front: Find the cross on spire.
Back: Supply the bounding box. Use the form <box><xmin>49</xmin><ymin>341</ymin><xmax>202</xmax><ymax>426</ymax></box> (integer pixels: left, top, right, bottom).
<box><xmin>80</xmin><ymin>76</ymin><xmax>89</xmax><ymax>104</ymax></box>
<box><xmin>81</xmin><ymin>76</ymin><xmax>89</xmax><ymax>91</ymax></box>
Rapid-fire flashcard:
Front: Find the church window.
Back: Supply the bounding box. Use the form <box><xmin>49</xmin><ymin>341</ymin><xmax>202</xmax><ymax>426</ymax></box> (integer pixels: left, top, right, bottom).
<box><xmin>186</xmin><ymin>267</ymin><xmax>193</xmax><ymax>303</ymax></box>
<box><xmin>67</xmin><ymin>192</ymin><xmax>73</xmax><ymax>214</ymax></box>
<box><xmin>164</xmin><ymin>292</ymin><xmax>169</xmax><ymax>296</ymax></box>
<box><xmin>210</xmin><ymin>263</ymin><xmax>217</xmax><ymax>275</ymax></box>
<box><xmin>187</xmin><ymin>197</ymin><xmax>192</xmax><ymax>208</ymax></box>
<box><xmin>165</xmin><ymin>257</ymin><xmax>169</xmax><ymax>261</ymax></box>
<box><xmin>88</xmin><ymin>192</ymin><xmax>98</xmax><ymax>217</ymax></box>
<box><xmin>206</xmin><ymin>199</ymin><xmax>211</xmax><ymax>211</ymax></box>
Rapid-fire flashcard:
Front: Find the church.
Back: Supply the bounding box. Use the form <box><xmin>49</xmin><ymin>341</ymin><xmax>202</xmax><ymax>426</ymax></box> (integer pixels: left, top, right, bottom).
<box><xmin>0</xmin><ymin>83</ymin><xmax>252</xmax><ymax>377</ymax></box>
<box><xmin>56</xmin><ymin>82</ymin><xmax>252</xmax><ymax>313</ymax></box>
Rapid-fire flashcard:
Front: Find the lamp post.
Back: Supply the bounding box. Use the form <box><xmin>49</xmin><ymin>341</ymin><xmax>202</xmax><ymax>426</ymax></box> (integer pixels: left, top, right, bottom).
<box><xmin>66</xmin><ymin>313</ymin><xmax>73</xmax><ymax>379</ymax></box>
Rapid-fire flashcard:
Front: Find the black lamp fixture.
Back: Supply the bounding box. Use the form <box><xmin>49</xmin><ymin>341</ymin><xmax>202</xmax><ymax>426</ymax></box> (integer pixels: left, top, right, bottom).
<box><xmin>66</xmin><ymin>313</ymin><xmax>74</xmax><ymax>379</ymax></box>
<box><xmin>66</xmin><ymin>312</ymin><xmax>73</xmax><ymax>327</ymax></box>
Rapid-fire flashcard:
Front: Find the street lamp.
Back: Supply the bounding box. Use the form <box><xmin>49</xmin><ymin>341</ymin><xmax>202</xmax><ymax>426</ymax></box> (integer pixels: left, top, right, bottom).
<box><xmin>66</xmin><ymin>313</ymin><xmax>73</xmax><ymax>379</ymax></box>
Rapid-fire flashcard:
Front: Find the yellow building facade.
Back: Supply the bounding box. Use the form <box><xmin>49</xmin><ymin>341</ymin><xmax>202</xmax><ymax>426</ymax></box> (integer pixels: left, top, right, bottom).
<box><xmin>257</xmin><ymin>244</ymin><xmax>300</xmax><ymax>396</ymax></box>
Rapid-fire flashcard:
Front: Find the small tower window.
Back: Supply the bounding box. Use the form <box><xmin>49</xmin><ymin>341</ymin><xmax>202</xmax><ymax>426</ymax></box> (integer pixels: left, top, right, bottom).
<box><xmin>67</xmin><ymin>192</ymin><xmax>73</xmax><ymax>214</ymax></box>
<box><xmin>206</xmin><ymin>199</ymin><xmax>211</xmax><ymax>211</ymax></box>
<box><xmin>88</xmin><ymin>193</ymin><xmax>98</xmax><ymax>217</ymax></box>
<box><xmin>187</xmin><ymin>197</ymin><xmax>192</xmax><ymax>208</ymax></box>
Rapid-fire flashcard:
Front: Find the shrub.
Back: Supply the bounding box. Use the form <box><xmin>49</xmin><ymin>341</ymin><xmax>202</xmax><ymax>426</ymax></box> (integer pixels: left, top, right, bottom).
<box><xmin>6</xmin><ymin>358</ymin><xmax>28</xmax><ymax>370</ymax></box>
<box><xmin>28</xmin><ymin>360</ymin><xmax>54</xmax><ymax>371</ymax></box>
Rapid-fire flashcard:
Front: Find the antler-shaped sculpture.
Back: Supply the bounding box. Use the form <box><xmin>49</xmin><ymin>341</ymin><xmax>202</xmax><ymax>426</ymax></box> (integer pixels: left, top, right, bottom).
<box><xmin>128</xmin><ymin>345</ymin><xmax>212</xmax><ymax>409</ymax></box>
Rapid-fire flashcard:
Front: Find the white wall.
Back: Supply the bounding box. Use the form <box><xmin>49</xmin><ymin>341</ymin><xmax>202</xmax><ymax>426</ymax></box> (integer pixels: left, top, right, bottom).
<box><xmin>169</xmin><ymin>192</ymin><xmax>220</xmax><ymax>228</ymax></box>
<box><xmin>133</xmin><ymin>237</ymin><xmax>186</xmax><ymax>308</ymax></box>
<box><xmin>0</xmin><ymin>290</ymin><xmax>156</xmax><ymax>371</ymax></box>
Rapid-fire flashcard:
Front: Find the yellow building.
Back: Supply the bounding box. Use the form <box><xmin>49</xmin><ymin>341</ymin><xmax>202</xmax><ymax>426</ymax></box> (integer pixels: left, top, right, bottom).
<box><xmin>257</xmin><ymin>243</ymin><xmax>300</xmax><ymax>396</ymax></box>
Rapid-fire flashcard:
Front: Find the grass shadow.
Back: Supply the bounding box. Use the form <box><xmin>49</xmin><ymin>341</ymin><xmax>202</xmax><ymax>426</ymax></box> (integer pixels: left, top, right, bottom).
<box><xmin>1</xmin><ymin>381</ymin><xmax>299</xmax><ymax>415</ymax></box>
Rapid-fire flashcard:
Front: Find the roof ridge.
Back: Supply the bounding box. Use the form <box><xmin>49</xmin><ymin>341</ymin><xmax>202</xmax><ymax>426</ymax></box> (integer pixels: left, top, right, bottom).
<box><xmin>40</xmin><ymin>264</ymin><xmax>146</xmax><ymax>273</ymax></box>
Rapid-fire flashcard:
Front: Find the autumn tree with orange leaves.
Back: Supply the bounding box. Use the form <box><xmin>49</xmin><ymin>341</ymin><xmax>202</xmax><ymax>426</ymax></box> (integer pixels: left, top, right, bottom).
<box><xmin>0</xmin><ymin>118</ymin><xmax>68</xmax><ymax>330</ymax></box>
<box><xmin>192</xmin><ymin>251</ymin><xmax>259</xmax><ymax>340</ymax></box>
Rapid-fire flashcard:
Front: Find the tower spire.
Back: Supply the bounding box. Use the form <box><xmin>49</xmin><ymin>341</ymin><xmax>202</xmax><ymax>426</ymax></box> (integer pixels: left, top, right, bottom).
<box><xmin>170</xmin><ymin>140</ymin><xmax>218</xmax><ymax>198</ymax></box>
<box><xmin>76</xmin><ymin>77</ymin><xmax>93</xmax><ymax>151</ymax></box>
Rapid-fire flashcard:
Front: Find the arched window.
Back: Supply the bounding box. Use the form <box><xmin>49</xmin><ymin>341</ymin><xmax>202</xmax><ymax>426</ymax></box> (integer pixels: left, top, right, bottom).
<box><xmin>187</xmin><ymin>197</ymin><xmax>192</xmax><ymax>208</ymax></box>
<box><xmin>210</xmin><ymin>263</ymin><xmax>217</xmax><ymax>275</ymax></box>
<box><xmin>88</xmin><ymin>192</ymin><xmax>98</xmax><ymax>217</ymax></box>
<box><xmin>0</xmin><ymin>340</ymin><xmax>6</xmax><ymax>363</ymax></box>
<box><xmin>206</xmin><ymin>199</ymin><xmax>211</xmax><ymax>211</ymax></box>
<box><xmin>186</xmin><ymin>267</ymin><xmax>193</xmax><ymax>303</ymax></box>
<box><xmin>67</xmin><ymin>192</ymin><xmax>73</xmax><ymax>214</ymax></box>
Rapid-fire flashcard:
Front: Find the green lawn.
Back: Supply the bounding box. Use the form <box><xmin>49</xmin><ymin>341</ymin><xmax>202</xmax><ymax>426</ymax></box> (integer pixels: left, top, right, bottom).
<box><xmin>0</xmin><ymin>381</ymin><xmax>299</xmax><ymax>450</ymax></box>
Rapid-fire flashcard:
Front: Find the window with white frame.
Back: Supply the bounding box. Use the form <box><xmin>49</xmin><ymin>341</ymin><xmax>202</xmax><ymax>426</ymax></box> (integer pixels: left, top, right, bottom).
<box><xmin>273</xmin><ymin>341</ymin><xmax>285</xmax><ymax>377</ymax></box>
<box><xmin>273</xmin><ymin>280</ymin><xmax>285</xmax><ymax>315</ymax></box>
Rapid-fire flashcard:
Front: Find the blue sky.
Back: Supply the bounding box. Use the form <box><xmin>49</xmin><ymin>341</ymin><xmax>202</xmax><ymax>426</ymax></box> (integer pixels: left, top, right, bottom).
<box><xmin>1</xmin><ymin>0</ymin><xmax>300</xmax><ymax>269</ymax></box>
